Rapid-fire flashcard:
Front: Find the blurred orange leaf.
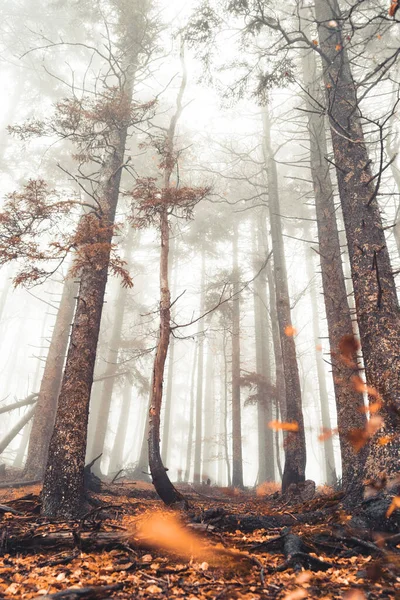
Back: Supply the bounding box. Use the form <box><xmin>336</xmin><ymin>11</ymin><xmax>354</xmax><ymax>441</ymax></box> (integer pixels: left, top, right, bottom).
<box><xmin>386</xmin><ymin>496</ymin><xmax>400</xmax><ymax>517</ymax></box>
<box><xmin>318</xmin><ymin>427</ymin><xmax>338</xmax><ymax>442</ymax></box>
<box><xmin>284</xmin><ymin>325</ymin><xmax>297</xmax><ymax>337</ymax></box>
<box><xmin>351</xmin><ymin>375</ymin><xmax>381</xmax><ymax>399</ymax></box>
<box><xmin>269</xmin><ymin>420</ymin><xmax>299</xmax><ymax>432</ymax></box>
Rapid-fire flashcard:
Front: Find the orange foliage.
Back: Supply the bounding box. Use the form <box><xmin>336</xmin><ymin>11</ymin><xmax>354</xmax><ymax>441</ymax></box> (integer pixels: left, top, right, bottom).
<box><xmin>268</xmin><ymin>420</ymin><xmax>299</xmax><ymax>432</ymax></box>
<box><xmin>256</xmin><ymin>481</ymin><xmax>281</xmax><ymax>496</ymax></box>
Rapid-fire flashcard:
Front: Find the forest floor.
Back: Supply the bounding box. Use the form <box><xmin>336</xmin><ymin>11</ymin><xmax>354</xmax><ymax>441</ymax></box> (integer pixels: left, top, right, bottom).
<box><xmin>0</xmin><ymin>481</ymin><xmax>399</xmax><ymax>599</ymax></box>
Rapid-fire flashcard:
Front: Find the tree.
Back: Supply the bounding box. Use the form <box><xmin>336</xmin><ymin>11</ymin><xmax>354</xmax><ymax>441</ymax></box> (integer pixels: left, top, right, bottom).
<box><xmin>314</xmin><ymin>0</ymin><xmax>400</xmax><ymax>488</ymax></box>
<box><xmin>262</xmin><ymin>102</ymin><xmax>307</xmax><ymax>493</ymax></box>
<box><xmin>41</xmin><ymin>0</ymin><xmax>155</xmax><ymax>518</ymax></box>
<box><xmin>131</xmin><ymin>42</ymin><xmax>209</xmax><ymax>505</ymax></box>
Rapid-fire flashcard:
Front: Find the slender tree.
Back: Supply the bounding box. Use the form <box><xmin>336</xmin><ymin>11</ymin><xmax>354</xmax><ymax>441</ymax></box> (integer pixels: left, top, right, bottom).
<box><xmin>262</xmin><ymin>102</ymin><xmax>307</xmax><ymax>493</ymax></box>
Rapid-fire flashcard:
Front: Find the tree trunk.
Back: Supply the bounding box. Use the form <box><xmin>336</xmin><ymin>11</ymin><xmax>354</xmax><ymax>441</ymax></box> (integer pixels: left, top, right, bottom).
<box><xmin>148</xmin><ymin>205</ymin><xmax>184</xmax><ymax>505</ymax></box>
<box><xmin>262</xmin><ymin>103</ymin><xmax>306</xmax><ymax>493</ymax></box>
<box><xmin>306</xmin><ymin>249</ymin><xmax>337</xmax><ymax>485</ymax></box>
<box><xmin>202</xmin><ymin>338</ymin><xmax>215</xmax><ymax>483</ymax></box>
<box><xmin>0</xmin><ymin>405</ymin><xmax>36</xmax><ymax>456</ymax></box>
<box><xmin>147</xmin><ymin>45</ymin><xmax>187</xmax><ymax>506</ymax></box>
<box><xmin>41</xmin><ymin>6</ymin><xmax>143</xmax><ymax>517</ymax></box>
<box><xmin>108</xmin><ymin>381</ymin><xmax>132</xmax><ymax>474</ymax></box>
<box><xmin>184</xmin><ymin>343</ymin><xmax>197</xmax><ymax>482</ymax></box>
<box><xmin>300</xmin><ymin>17</ymin><xmax>367</xmax><ymax>491</ymax></box>
<box><xmin>253</xmin><ymin>212</ymin><xmax>275</xmax><ymax>483</ymax></box>
<box><xmin>193</xmin><ymin>252</ymin><xmax>205</xmax><ymax>484</ymax></box>
<box><xmin>161</xmin><ymin>243</ymin><xmax>178</xmax><ymax>466</ymax></box>
<box><xmin>231</xmin><ymin>223</ymin><xmax>244</xmax><ymax>488</ymax></box>
<box><xmin>315</xmin><ymin>0</ymin><xmax>400</xmax><ymax>483</ymax></box>
<box><xmin>23</xmin><ymin>273</ymin><xmax>78</xmax><ymax>480</ymax></box>
<box><xmin>223</xmin><ymin>331</ymin><xmax>232</xmax><ymax>487</ymax></box>
<box><xmin>89</xmin><ymin>231</ymin><xmax>134</xmax><ymax>474</ymax></box>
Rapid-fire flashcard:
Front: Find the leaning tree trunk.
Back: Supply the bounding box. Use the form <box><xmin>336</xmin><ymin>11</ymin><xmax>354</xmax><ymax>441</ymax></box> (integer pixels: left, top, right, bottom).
<box><xmin>300</xmin><ymin>14</ymin><xmax>367</xmax><ymax>491</ymax></box>
<box><xmin>262</xmin><ymin>103</ymin><xmax>306</xmax><ymax>493</ymax></box>
<box><xmin>41</xmin><ymin>6</ymin><xmax>144</xmax><ymax>517</ymax></box>
<box><xmin>231</xmin><ymin>221</ymin><xmax>244</xmax><ymax>488</ymax></box>
<box><xmin>315</xmin><ymin>0</ymin><xmax>400</xmax><ymax>484</ymax></box>
<box><xmin>23</xmin><ymin>271</ymin><xmax>78</xmax><ymax>480</ymax></box>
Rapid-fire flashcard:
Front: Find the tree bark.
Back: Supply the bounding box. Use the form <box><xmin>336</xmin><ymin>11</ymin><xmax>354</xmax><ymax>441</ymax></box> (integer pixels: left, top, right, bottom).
<box><xmin>231</xmin><ymin>222</ymin><xmax>244</xmax><ymax>488</ymax></box>
<box><xmin>262</xmin><ymin>103</ymin><xmax>306</xmax><ymax>493</ymax></box>
<box><xmin>41</xmin><ymin>4</ymin><xmax>144</xmax><ymax>517</ymax></box>
<box><xmin>315</xmin><ymin>0</ymin><xmax>400</xmax><ymax>483</ymax></box>
<box><xmin>300</xmin><ymin>19</ymin><xmax>366</xmax><ymax>490</ymax></box>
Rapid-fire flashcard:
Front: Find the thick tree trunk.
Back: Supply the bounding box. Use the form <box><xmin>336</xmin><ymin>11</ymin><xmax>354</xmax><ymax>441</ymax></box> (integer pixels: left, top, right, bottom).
<box><xmin>23</xmin><ymin>273</ymin><xmax>78</xmax><ymax>480</ymax></box>
<box><xmin>193</xmin><ymin>252</ymin><xmax>206</xmax><ymax>484</ymax></box>
<box><xmin>231</xmin><ymin>224</ymin><xmax>244</xmax><ymax>488</ymax></box>
<box><xmin>41</xmin><ymin>10</ymin><xmax>141</xmax><ymax>516</ymax></box>
<box><xmin>315</xmin><ymin>0</ymin><xmax>400</xmax><ymax>483</ymax></box>
<box><xmin>262</xmin><ymin>104</ymin><xmax>306</xmax><ymax>493</ymax></box>
<box><xmin>300</xmin><ymin>25</ymin><xmax>366</xmax><ymax>490</ymax></box>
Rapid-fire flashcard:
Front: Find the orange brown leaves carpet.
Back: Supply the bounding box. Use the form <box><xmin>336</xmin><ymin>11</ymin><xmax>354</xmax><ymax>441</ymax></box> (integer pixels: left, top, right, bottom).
<box><xmin>0</xmin><ymin>483</ymin><xmax>399</xmax><ymax>599</ymax></box>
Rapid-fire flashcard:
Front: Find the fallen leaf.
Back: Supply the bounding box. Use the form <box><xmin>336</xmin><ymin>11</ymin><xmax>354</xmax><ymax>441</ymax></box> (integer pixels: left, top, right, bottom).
<box><xmin>146</xmin><ymin>584</ymin><xmax>162</xmax><ymax>594</ymax></box>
